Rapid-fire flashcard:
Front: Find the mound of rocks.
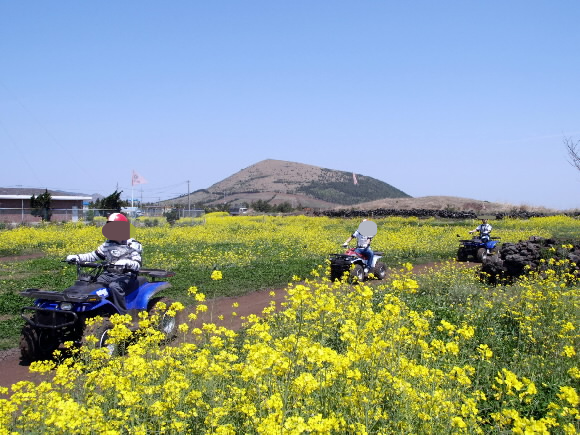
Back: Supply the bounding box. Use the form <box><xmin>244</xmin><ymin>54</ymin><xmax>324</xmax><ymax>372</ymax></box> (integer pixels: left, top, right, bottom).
<box><xmin>482</xmin><ymin>236</ymin><xmax>580</xmax><ymax>282</ymax></box>
<box><xmin>317</xmin><ymin>208</ymin><xmax>479</xmax><ymax>219</ymax></box>
<box><xmin>315</xmin><ymin>208</ymin><xmax>580</xmax><ymax>220</ymax></box>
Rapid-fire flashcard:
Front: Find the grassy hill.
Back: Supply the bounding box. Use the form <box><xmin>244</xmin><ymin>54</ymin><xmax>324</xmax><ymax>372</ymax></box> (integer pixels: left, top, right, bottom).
<box><xmin>165</xmin><ymin>159</ymin><xmax>410</xmax><ymax>208</ymax></box>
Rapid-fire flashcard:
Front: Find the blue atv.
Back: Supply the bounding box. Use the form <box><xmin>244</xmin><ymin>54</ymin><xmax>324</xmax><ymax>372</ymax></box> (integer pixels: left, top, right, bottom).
<box><xmin>457</xmin><ymin>234</ymin><xmax>501</xmax><ymax>263</ymax></box>
<box><xmin>19</xmin><ymin>260</ymin><xmax>181</xmax><ymax>363</ymax></box>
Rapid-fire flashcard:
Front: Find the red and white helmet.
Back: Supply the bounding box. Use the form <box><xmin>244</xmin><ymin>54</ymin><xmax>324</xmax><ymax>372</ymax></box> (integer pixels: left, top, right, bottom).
<box><xmin>107</xmin><ymin>212</ymin><xmax>129</xmax><ymax>222</ymax></box>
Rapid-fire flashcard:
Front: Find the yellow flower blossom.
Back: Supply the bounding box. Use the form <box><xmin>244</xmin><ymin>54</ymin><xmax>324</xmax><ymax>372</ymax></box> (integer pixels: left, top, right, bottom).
<box><xmin>211</xmin><ymin>270</ymin><xmax>223</xmax><ymax>280</ymax></box>
<box><xmin>561</xmin><ymin>345</ymin><xmax>575</xmax><ymax>358</ymax></box>
<box><xmin>558</xmin><ymin>386</ymin><xmax>579</xmax><ymax>407</ymax></box>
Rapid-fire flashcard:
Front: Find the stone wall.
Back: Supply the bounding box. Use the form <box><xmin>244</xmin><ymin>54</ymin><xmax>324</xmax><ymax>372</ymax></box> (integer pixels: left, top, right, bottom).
<box><xmin>481</xmin><ymin>236</ymin><xmax>580</xmax><ymax>282</ymax></box>
<box><xmin>315</xmin><ymin>208</ymin><xmax>580</xmax><ymax>219</ymax></box>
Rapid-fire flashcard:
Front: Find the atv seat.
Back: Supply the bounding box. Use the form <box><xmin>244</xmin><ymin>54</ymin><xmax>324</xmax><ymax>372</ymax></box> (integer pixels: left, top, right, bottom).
<box><xmin>125</xmin><ymin>276</ymin><xmax>149</xmax><ymax>295</ymax></box>
<box><xmin>63</xmin><ymin>276</ymin><xmax>148</xmax><ymax>298</ymax></box>
<box><xmin>354</xmin><ymin>250</ymin><xmax>383</xmax><ymax>259</ymax></box>
<box><xmin>64</xmin><ymin>281</ymin><xmax>108</xmax><ymax>296</ymax></box>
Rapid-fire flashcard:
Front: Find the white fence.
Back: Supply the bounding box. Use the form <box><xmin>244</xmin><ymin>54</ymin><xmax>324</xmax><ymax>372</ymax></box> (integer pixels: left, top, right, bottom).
<box><xmin>0</xmin><ymin>208</ymin><xmax>205</xmax><ymax>224</ymax></box>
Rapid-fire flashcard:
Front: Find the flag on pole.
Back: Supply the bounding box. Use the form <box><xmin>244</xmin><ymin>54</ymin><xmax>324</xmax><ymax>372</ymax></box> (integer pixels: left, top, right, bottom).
<box><xmin>353</xmin><ymin>173</ymin><xmax>358</xmax><ymax>185</ymax></box>
<box><xmin>132</xmin><ymin>170</ymin><xmax>147</xmax><ymax>186</ymax></box>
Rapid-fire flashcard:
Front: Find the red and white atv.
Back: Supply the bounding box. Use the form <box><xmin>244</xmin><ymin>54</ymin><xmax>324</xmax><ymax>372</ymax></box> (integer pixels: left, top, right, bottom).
<box><xmin>329</xmin><ymin>248</ymin><xmax>387</xmax><ymax>282</ymax></box>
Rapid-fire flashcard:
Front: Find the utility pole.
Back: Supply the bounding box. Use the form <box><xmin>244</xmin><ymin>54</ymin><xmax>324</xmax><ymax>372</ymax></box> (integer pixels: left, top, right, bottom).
<box><xmin>187</xmin><ymin>180</ymin><xmax>190</xmax><ymax>213</ymax></box>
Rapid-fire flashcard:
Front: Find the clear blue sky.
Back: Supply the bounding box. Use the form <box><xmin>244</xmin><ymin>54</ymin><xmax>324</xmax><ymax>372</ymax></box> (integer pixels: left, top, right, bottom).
<box><xmin>1</xmin><ymin>1</ymin><xmax>579</xmax><ymax>209</ymax></box>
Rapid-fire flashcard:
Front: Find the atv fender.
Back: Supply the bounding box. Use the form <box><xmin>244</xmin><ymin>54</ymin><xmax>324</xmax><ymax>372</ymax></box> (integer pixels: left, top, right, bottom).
<box><xmin>126</xmin><ymin>282</ymin><xmax>172</xmax><ymax>310</ymax></box>
<box><xmin>485</xmin><ymin>240</ymin><xmax>498</xmax><ymax>250</ymax></box>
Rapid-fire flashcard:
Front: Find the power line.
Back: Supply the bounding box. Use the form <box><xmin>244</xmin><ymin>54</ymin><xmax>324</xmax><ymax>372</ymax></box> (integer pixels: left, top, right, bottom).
<box><xmin>0</xmin><ymin>120</ymin><xmax>44</xmax><ymax>186</ymax></box>
<box><xmin>0</xmin><ymin>79</ymin><xmax>92</xmax><ymax>180</ymax></box>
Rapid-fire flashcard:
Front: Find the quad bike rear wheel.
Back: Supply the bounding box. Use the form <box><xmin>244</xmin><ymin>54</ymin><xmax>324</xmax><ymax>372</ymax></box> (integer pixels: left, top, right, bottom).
<box><xmin>476</xmin><ymin>248</ymin><xmax>487</xmax><ymax>263</ymax></box>
<box><xmin>148</xmin><ymin>297</ymin><xmax>183</xmax><ymax>340</ymax></box>
<box><xmin>372</xmin><ymin>262</ymin><xmax>387</xmax><ymax>280</ymax></box>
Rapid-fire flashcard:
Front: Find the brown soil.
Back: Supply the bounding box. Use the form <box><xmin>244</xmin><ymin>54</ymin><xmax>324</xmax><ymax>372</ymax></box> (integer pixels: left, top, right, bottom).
<box><xmin>0</xmin><ymin>253</ymin><xmax>45</xmax><ymax>263</ymax></box>
<box><xmin>0</xmin><ymin>260</ymin><xmax>479</xmax><ymax>392</ymax></box>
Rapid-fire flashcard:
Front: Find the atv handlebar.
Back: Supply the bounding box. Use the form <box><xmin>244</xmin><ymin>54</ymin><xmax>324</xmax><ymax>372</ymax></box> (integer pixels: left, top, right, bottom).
<box><xmin>456</xmin><ymin>234</ymin><xmax>500</xmax><ymax>240</ymax></box>
<box><xmin>63</xmin><ymin>259</ymin><xmax>103</xmax><ymax>268</ymax></box>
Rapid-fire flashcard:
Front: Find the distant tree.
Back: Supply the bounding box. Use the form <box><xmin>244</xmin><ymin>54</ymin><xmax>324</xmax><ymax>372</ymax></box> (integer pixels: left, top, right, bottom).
<box><xmin>273</xmin><ymin>202</ymin><xmax>294</xmax><ymax>213</ymax></box>
<box><xmin>215</xmin><ymin>203</ymin><xmax>230</xmax><ymax>212</ymax></box>
<box><xmin>565</xmin><ymin>137</ymin><xmax>580</xmax><ymax>172</ymax></box>
<box><xmin>203</xmin><ymin>203</ymin><xmax>229</xmax><ymax>213</ymax></box>
<box><xmin>90</xmin><ymin>190</ymin><xmax>127</xmax><ymax>215</ymax></box>
<box><xmin>30</xmin><ymin>189</ymin><xmax>52</xmax><ymax>222</ymax></box>
<box><xmin>251</xmin><ymin>199</ymin><xmax>272</xmax><ymax>212</ymax></box>
<box><xmin>163</xmin><ymin>208</ymin><xmax>180</xmax><ymax>226</ymax></box>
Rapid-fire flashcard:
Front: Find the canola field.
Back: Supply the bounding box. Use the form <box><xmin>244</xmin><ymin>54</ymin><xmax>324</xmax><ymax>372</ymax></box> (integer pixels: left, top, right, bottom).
<box><xmin>0</xmin><ymin>213</ymin><xmax>557</xmax><ymax>299</ymax></box>
<box><xmin>0</xmin><ymin>215</ymin><xmax>578</xmax><ymax>433</ymax></box>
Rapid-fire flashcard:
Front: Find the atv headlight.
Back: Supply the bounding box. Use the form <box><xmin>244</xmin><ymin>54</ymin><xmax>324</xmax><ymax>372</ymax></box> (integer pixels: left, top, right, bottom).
<box><xmin>60</xmin><ymin>302</ymin><xmax>73</xmax><ymax>311</ymax></box>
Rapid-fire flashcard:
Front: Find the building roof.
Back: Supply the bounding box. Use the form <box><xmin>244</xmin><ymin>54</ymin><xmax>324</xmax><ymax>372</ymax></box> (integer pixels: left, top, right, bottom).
<box><xmin>0</xmin><ymin>188</ymin><xmax>92</xmax><ymax>201</ymax></box>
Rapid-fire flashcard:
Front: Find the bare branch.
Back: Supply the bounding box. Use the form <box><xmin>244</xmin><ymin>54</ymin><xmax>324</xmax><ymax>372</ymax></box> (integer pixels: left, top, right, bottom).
<box><xmin>564</xmin><ymin>136</ymin><xmax>580</xmax><ymax>172</ymax></box>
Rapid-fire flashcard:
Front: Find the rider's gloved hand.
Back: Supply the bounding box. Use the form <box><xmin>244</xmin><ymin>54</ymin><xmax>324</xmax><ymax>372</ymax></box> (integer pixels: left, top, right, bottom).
<box><xmin>342</xmin><ymin>243</ymin><xmax>348</xmax><ymax>248</ymax></box>
<box><xmin>114</xmin><ymin>259</ymin><xmax>140</xmax><ymax>271</ymax></box>
<box><xmin>66</xmin><ymin>255</ymin><xmax>79</xmax><ymax>263</ymax></box>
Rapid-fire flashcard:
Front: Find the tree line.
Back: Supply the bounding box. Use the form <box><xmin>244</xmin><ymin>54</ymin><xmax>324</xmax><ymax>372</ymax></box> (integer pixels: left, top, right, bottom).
<box><xmin>28</xmin><ymin>190</ymin><xmax>128</xmax><ymax>222</ymax></box>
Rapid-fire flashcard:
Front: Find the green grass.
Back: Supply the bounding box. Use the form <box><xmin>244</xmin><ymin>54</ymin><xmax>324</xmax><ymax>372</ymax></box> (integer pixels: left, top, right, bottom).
<box><xmin>1</xmin><ymin>216</ymin><xmax>577</xmax><ymax>350</ymax></box>
<box><xmin>0</xmin><ymin>251</ymin><xmax>442</xmax><ymax>350</ymax></box>
<box><xmin>374</xmin><ymin>265</ymin><xmax>579</xmax><ymax>426</ymax></box>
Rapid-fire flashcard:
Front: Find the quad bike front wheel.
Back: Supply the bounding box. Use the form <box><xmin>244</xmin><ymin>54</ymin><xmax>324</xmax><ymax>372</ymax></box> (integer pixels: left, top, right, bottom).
<box><xmin>20</xmin><ymin>323</ymin><xmax>59</xmax><ymax>363</ymax></box>
<box><xmin>457</xmin><ymin>247</ymin><xmax>468</xmax><ymax>262</ymax></box>
<box><xmin>83</xmin><ymin>319</ymin><xmax>119</xmax><ymax>356</ymax></box>
<box><xmin>330</xmin><ymin>265</ymin><xmax>343</xmax><ymax>282</ymax></box>
<box><xmin>350</xmin><ymin>265</ymin><xmax>365</xmax><ymax>282</ymax></box>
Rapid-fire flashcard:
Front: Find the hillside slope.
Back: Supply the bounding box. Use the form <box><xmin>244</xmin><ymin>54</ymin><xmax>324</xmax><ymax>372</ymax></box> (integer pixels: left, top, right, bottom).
<box><xmin>169</xmin><ymin>159</ymin><xmax>410</xmax><ymax>208</ymax></box>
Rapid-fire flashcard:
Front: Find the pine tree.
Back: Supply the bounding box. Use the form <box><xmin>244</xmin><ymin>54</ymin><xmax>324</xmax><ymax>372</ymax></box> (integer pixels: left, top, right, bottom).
<box><xmin>30</xmin><ymin>189</ymin><xmax>52</xmax><ymax>222</ymax></box>
<box><xmin>89</xmin><ymin>190</ymin><xmax>127</xmax><ymax>215</ymax></box>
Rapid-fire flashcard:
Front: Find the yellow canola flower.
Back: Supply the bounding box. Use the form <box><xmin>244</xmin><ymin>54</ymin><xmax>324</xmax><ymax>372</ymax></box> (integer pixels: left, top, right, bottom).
<box><xmin>557</xmin><ymin>386</ymin><xmax>579</xmax><ymax>407</ymax></box>
<box><xmin>211</xmin><ymin>270</ymin><xmax>223</xmax><ymax>280</ymax></box>
<box><xmin>561</xmin><ymin>345</ymin><xmax>576</xmax><ymax>358</ymax></box>
<box><xmin>477</xmin><ymin>344</ymin><xmax>493</xmax><ymax>360</ymax></box>
<box><xmin>1</xmin><ymin>215</ymin><xmax>579</xmax><ymax>434</ymax></box>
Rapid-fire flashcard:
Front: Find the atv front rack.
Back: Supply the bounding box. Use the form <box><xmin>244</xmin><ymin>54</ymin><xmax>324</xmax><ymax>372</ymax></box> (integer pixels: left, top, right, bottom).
<box><xmin>20</xmin><ymin>289</ymin><xmax>104</xmax><ymax>329</ymax></box>
<box><xmin>21</xmin><ymin>306</ymin><xmax>78</xmax><ymax>329</ymax></box>
<box><xmin>329</xmin><ymin>251</ymin><xmax>384</xmax><ymax>259</ymax></box>
<box><xmin>20</xmin><ymin>289</ymin><xmax>102</xmax><ymax>303</ymax></box>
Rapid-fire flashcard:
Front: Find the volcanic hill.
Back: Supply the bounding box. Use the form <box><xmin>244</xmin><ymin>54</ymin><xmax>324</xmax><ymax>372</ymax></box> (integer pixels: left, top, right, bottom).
<box><xmin>168</xmin><ymin>159</ymin><xmax>410</xmax><ymax>209</ymax></box>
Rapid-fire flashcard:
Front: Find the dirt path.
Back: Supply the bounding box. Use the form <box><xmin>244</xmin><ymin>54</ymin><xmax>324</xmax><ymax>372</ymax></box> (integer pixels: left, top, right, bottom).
<box><xmin>0</xmin><ymin>260</ymin><xmax>478</xmax><ymax>390</ymax></box>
